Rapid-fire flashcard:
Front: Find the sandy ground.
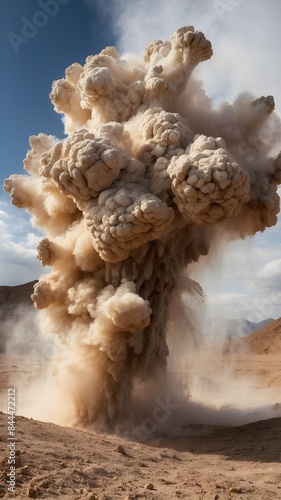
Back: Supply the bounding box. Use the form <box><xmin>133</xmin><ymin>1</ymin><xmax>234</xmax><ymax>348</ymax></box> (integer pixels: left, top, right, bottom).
<box><xmin>1</xmin><ymin>410</ymin><xmax>281</xmax><ymax>500</ymax></box>
<box><xmin>1</xmin><ymin>319</ymin><xmax>281</xmax><ymax>499</ymax></box>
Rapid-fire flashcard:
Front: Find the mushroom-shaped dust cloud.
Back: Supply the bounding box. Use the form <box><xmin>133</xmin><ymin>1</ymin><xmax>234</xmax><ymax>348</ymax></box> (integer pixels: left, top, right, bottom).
<box><xmin>4</xmin><ymin>26</ymin><xmax>281</xmax><ymax>429</ymax></box>
<box><xmin>168</xmin><ymin>134</ymin><xmax>250</xmax><ymax>225</ymax></box>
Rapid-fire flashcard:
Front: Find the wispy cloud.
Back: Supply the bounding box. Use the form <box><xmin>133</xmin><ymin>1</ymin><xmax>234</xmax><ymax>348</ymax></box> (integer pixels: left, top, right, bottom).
<box><xmin>3</xmin><ymin>0</ymin><xmax>281</xmax><ymax>326</ymax></box>
<box><xmin>190</xmin><ymin>188</ymin><xmax>281</xmax><ymax>320</ymax></box>
<box><xmin>94</xmin><ymin>0</ymin><xmax>281</xmax><ymax>114</ymax></box>
<box><xmin>96</xmin><ymin>0</ymin><xmax>281</xmax><ymax>320</ymax></box>
<box><xmin>193</xmin><ymin>222</ymin><xmax>281</xmax><ymax>320</ymax></box>
<box><xmin>95</xmin><ymin>0</ymin><xmax>216</xmax><ymax>55</ymax></box>
<box><xmin>0</xmin><ymin>199</ymin><xmax>45</xmax><ymax>285</ymax></box>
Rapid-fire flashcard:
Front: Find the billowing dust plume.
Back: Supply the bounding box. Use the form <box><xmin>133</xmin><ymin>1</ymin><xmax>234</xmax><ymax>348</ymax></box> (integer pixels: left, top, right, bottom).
<box><xmin>4</xmin><ymin>27</ymin><xmax>281</xmax><ymax>429</ymax></box>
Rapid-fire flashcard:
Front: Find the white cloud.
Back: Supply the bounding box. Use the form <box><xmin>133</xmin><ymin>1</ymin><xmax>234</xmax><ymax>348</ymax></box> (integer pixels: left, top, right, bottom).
<box><xmin>199</xmin><ymin>1</ymin><xmax>281</xmax><ymax>116</ymax></box>
<box><xmin>257</xmin><ymin>258</ymin><xmax>281</xmax><ymax>278</ymax></box>
<box><xmin>0</xmin><ymin>209</ymin><xmax>9</xmax><ymax>219</ymax></box>
<box><xmin>101</xmin><ymin>0</ymin><xmax>281</xmax><ymax>113</ymax></box>
<box><xmin>0</xmin><ymin>199</ymin><xmax>46</xmax><ymax>285</ymax></box>
<box><xmin>101</xmin><ymin>0</ymin><xmax>216</xmax><ymax>56</ymax></box>
<box><xmin>99</xmin><ymin>0</ymin><xmax>281</xmax><ymax>320</ymax></box>
<box><xmin>191</xmin><ymin>226</ymin><xmax>281</xmax><ymax>320</ymax></box>
<box><xmin>203</xmin><ymin>281</ymin><xmax>281</xmax><ymax>323</ymax></box>
<box><xmin>3</xmin><ymin>0</ymin><xmax>281</xmax><ymax>324</ymax></box>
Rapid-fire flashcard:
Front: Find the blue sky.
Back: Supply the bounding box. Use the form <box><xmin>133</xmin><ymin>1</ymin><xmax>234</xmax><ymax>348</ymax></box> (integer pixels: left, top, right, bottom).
<box><xmin>0</xmin><ymin>0</ymin><xmax>112</xmax><ymax>176</ymax></box>
<box><xmin>0</xmin><ymin>0</ymin><xmax>115</xmax><ymax>281</ymax></box>
<box><xmin>1</xmin><ymin>0</ymin><xmax>281</xmax><ymax>320</ymax></box>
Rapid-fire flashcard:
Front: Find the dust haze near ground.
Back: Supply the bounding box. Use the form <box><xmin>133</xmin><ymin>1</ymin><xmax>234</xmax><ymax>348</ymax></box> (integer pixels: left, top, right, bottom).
<box><xmin>1</xmin><ymin>318</ymin><xmax>281</xmax><ymax>499</ymax></box>
<box><xmin>3</xmin><ymin>26</ymin><xmax>281</xmax><ymax>428</ymax></box>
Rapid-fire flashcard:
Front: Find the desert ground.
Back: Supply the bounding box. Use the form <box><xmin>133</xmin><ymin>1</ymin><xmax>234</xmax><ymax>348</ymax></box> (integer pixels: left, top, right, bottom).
<box><xmin>0</xmin><ymin>312</ymin><xmax>281</xmax><ymax>499</ymax></box>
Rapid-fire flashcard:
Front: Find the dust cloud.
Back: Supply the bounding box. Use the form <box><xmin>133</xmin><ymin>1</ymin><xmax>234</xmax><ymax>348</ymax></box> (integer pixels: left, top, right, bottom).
<box><xmin>4</xmin><ymin>26</ymin><xmax>281</xmax><ymax>430</ymax></box>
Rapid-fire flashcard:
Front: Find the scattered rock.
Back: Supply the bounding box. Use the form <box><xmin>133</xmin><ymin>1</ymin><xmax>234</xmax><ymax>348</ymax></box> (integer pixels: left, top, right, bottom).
<box><xmin>115</xmin><ymin>445</ymin><xmax>126</xmax><ymax>455</ymax></box>
<box><xmin>84</xmin><ymin>493</ymin><xmax>98</xmax><ymax>500</ymax></box>
<box><xmin>17</xmin><ymin>466</ymin><xmax>29</xmax><ymax>476</ymax></box>
<box><xmin>229</xmin><ymin>487</ymin><xmax>244</xmax><ymax>494</ymax></box>
<box><xmin>26</xmin><ymin>486</ymin><xmax>37</xmax><ymax>498</ymax></box>
<box><xmin>114</xmin><ymin>444</ymin><xmax>132</xmax><ymax>457</ymax></box>
<box><xmin>215</xmin><ymin>483</ymin><xmax>225</xmax><ymax>489</ymax></box>
<box><xmin>214</xmin><ymin>494</ymin><xmax>220</xmax><ymax>500</ymax></box>
<box><xmin>161</xmin><ymin>478</ymin><xmax>176</xmax><ymax>485</ymax></box>
<box><xmin>38</xmin><ymin>480</ymin><xmax>49</xmax><ymax>489</ymax></box>
<box><xmin>144</xmin><ymin>482</ymin><xmax>154</xmax><ymax>490</ymax></box>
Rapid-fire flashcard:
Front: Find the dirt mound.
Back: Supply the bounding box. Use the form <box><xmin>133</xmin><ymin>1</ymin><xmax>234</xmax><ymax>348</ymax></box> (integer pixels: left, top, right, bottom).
<box><xmin>0</xmin><ymin>281</ymin><xmax>36</xmax><ymax>311</ymax></box>
<box><xmin>0</xmin><ymin>411</ymin><xmax>281</xmax><ymax>499</ymax></box>
<box><xmin>245</xmin><ymin>317</ymin><xmax>281</xmax><ymax>355</ymax></box>
<box><xmin>0</xmin><ymin>282</ymin><xmax>38</xmax><ymax>353</ymax></box>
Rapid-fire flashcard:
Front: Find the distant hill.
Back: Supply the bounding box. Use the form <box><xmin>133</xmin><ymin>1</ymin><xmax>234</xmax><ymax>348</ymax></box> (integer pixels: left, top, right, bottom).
<box><xmin>0</xmin><ymin>281</ymin><xmax>278</xmax><ymax>357</ymax></box>
<box><xmin>0</xmin><ymin>281</ymin><xmax>37</xmax><ymax>352</ymax></box>
<box><xmin>224</xmin><ymin>317</ymin><xmax>281</xmax><ymax>357</ymax></box>
<box><xmin>244</xmin><ymin>317</ymin><xmax>281</xmax><ymax>354</ymax></box>
<box><xmin>0</xmin><ymin>280</ymin><xmax>37</xmax><ymax>312</ymax></box>
<box><xmin>205</xmin><ymin>317</ymin><xmax>274</xmax><ymax>343</ymax></box>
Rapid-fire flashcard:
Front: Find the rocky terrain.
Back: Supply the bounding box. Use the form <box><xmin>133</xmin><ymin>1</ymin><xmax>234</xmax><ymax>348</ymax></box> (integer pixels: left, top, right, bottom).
<box><xmin>0</xmin><ymin>284</ymin><xmax>281</xmax><ymax>499</ymax></box>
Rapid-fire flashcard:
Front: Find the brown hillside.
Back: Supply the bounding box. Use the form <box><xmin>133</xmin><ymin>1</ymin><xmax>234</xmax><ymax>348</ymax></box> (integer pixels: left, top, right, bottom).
<box><xmin>0</xmin><ymin>281</ymin><xmax>38</xmax><ymax>352</ymax></box>
<box><xmin>245</xmin><ymin>317</ymin><xmax>281</xmax><ymax>355</ymax></box>
<box><xmin>0</xmin><ymin>281</ymin><xmax>37</xmax><ymax>310</ymax></box>
<box><xmin>1</xmin><ymin>411</ymin><xmax>281</xmax><ymax>499</ymax></box>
